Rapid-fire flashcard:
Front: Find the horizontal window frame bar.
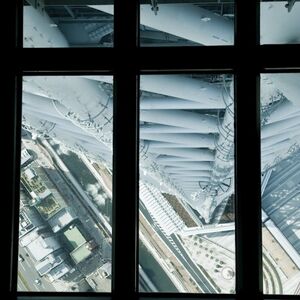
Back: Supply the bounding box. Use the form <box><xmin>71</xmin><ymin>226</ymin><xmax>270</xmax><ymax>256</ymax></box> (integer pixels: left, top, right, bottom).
<box><xmin>15</xmin><ymin>294</ymin><xmax>300</xmax><ymax>299</ymax></box>
<box><xmin>17</xmin><ymin>296</ymin><xmax>112</xmax><ymax>300</ymax></box>
<box><xmin>139</xmin><ymin>293</ymin><xmax>236</xmax><ymax>298</ymax></box>
<box><xmin>39</xmin><ymin>0</ymin><xmax>236</xmax><ymax>5</ymax></box>
<box><xmin>263</xmin><ymin>296</ymin><xmax>300</xmax><ymax>299</ymax></box>
<box><xmin>21</xmin><ymin>71</ymin><xmax>114</xmax><ymax>76</ymax></box>
<box><xmin>14</xmin><ymin>45</ymin><xmax>300</xmax><ymax>72</ymax></box>
<box><xmin>16</xmin><ymin>66</ymin><xmax>300</xmax><ymax>75</ymax></box>
<box><xmin>261</xmin><ymin>68</ymin><xmax>300</xmax><ymax>73</ymax></box>
<box><xmin>139</xmin><ymin>69</ymin><xmax>234</xmax><ymax>74</ymax></box>
<box><xmin>17</xmin><ymin>292</ymin><xmax>112</xmax><ymax>297</ymax></box>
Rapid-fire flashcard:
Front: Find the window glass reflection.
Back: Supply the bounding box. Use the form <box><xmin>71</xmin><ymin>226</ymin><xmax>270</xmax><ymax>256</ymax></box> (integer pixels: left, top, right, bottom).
<box><xmin>139</xmin><ymin>74</ymin><xmax>236</xmax><ymax>293</ymax></box>
<box><xmin>18</xmin><ymin>76</ymin><xmax>113</xmax><ymax>292</ymax></box>
<box><xmin>261</xmin><ymin>73</ymin><xmax>300</xmax><ymax>294</ymax></box>
<box><xmin>140</xmin><ymin>0</ymin><xmax>234</xmax><ymax>47</ymax></box>
<box><xmin>261</xmin><ymin>1</ymin><xmax>300</xmax><ymax>44</ymax></box>
<box><xmin>24</xmin><ymin>2</ymin><xmax>114</xmax><ymax>47</ymax></box>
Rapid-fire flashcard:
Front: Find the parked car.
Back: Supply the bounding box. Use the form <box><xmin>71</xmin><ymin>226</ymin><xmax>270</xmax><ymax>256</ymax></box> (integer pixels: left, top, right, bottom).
<box><xmin>34</xmin><ymin>279</ymin><xmax>41</xmax><ymax>285</ymax></box>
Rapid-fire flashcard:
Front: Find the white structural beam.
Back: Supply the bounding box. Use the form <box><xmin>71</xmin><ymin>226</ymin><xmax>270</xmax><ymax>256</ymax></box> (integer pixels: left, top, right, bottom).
<box><xmin>266</xmin><ymin>74</ymin><xmax>300</xmax><ymax>106</ymax></box>
<box><xmin>172</xmin><ymin>176</ymin><xmax>211</xmax><ymax>182</ymax></box>
<box><xmin>140</xmin><ymin>124</ymin><xmax>199</xmax><ymax>134</ymax></box>
<box><xmin>170</xmin><ymin>171</ymin><xmax>211</xmax><ymax>177</ymax></box>
<box><xmin>141</xmin><ymin>97</ymin><xmax>225</xmax><ymax>110</ymax></box>
<box><xmin>140</xmin><ymin>4</ymin><xmax>233</xmax><ymax>45</ymax></box>
<box><xmin>141</xmin><ymin>133</ymin><xmax>215</xmax><ymax>148</ymax></box>
<box><xmin>145</xmin><ymin>141</ymin><xmax>215</xmax><ymax>149</ymax></box>
<box><xmin>261</xmin><ymin>116</ymin><xmax>300</xmax><ymax>139</ymax></box>
<box><xmin>162</xmin><ymin>161</ymin><xmax>213</xmax><ymax>170</ymax></box>
<box><xmin>81</xmin><ymin>1</ymin><xmax>300</xmax><ymax>59</ymax></box>
<box><xmin>140</xmin><ymin>75</ymin><xmax>224</xmax><ymax>105</ymax></box>
<box><xmin>265</xmin><ymin>101</ymin><xmax>300</xmax><ymax>124</ymax></box>
<box><xmin>262</xmin><ymin>130</ymin><xmax>300</xmax><ymax>149</ymax></box>
<box><xmin>146</xmin><ymin>147</ymin><xmax>215</xmax><ymax>161</ymax></box>
<box><xmin>89</xmin><ymin>4</ymin><xmax>233</xmax><ymax>45</ymax></box>
<box><xmin>23</xmin><ymin>76</ymin><xmax>112</xmax><ymax>125</ymax></box>
<box><xmin>86</xmin><ymin>74</ymin><xmax>225</xmax><ymax>107</ymax></box>
<box><xmin>140</xmin><ymin>110</ymin><xmax>218</xmax><ymax>133</ymax></box>
<box><xmin>179</xmin><ymin>222</ymin><xmax>235</xmax><ymax>236</ymax></box>
<box><xmin>24</xmin><ymin>6</ymin><xmax>68</xmax><ymax>47</ymax></box>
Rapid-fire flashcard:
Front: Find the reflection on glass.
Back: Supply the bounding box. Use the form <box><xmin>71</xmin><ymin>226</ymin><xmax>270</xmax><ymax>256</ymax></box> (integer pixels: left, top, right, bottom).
<box><xmin>23</xmin><ymin>2</ymin><xmax>114</xmax><ymax>47</ymax></box>
<box><xmin>261</xmin><ymin>1</ymin><xmax>300</xmax><ymax>44</ymax></box>
<box><xmin>261</xmin><ymin>73</ymin><xmax>300</xmax><ymax>294</ymax></box>
<box><xmin>139</xmin><ymin>74</ymin><xmax>235</xmax><ymax>293</ymax></box>
<box><xmin>18</xmin><ymin>76</ymin><xmax>113</xmax><ymax>292</ymax></box>
<box><xmin>140</xmin><ymin>1</ymin><xmax>234</xmax><ymax>46</ymax></box>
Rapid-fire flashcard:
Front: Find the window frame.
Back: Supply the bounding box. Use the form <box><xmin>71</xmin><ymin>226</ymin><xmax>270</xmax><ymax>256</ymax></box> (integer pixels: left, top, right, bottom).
<box><xmin>5</xmin><ymin>1</ymin><xmax>300</xmax><ymax>300</ymax></box>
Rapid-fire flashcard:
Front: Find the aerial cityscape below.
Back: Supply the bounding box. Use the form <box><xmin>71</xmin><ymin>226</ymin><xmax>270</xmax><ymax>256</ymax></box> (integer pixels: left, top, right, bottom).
<box><xmin>18</xmin><ymin>0</ymin><xmax>300</xmax><ymax>295</ymax></box>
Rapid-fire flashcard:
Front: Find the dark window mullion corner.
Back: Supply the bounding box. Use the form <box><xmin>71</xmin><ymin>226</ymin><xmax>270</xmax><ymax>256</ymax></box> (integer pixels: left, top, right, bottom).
<box><xmin>139</xmin><ymin>293</ymin><xmax>236</xmax><ymax>299</ymax></box>
<box><xmin>17</xmin><ymin>296</ymin><xmax>112</xmax><ymax>300</ymax></box>
<box><xmin>235</xmin><ymin>1</ymin><xmax>262</xmax><ymax>300</ymax></box>
<box><xmin>17</xmin><ymin>0</ymin><xmax>23</xmax><ymax>48</ymax></box>
<box><xmin>114</xmin><ymin>0</ymin><xmax>139</xmax><ymax>49</ymax></box>
<box><xmin>113</xmin><ymin>1</ymin><xmax>139</xmax><ymax>299</ymax></box>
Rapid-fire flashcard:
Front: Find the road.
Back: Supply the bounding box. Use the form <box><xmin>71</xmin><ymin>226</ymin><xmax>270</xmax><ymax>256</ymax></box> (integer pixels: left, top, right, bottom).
<box><xmin>140</xmin><ymin>203</ymin><xmax>217</xmax><ymax>293</ymax></box>
<box><xmin>18</xmin><ymin>246</ymin><xmax>56</xmax><ymax>292</ymax></box>
<box><xmin>171</xmin><ymin>234</ymin><xmax>216</xmax><ymax>293</ymax></box>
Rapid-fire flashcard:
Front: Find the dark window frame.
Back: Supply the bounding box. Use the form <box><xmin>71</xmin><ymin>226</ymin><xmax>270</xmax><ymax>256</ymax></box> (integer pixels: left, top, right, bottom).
<box><xmin>5</xmin><ymin>1</ymin><xmax>300</xmax><ymax>300</ymax></box>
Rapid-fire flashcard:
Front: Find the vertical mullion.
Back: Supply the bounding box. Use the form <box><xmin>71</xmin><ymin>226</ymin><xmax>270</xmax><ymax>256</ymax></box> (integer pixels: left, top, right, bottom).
<box><xmin>6</xmin><ymin>0</ymin><xmax>20</xmax><ymax>299</ymax></box>
<box><xmin>16</xmin><ymin>0</ymin><xmax>23</xmax><ymax>48</ymax></box>
<box><xmin>6</xmin><ymin>74</ymin><xmax>21</xmax><ymax>300</ymax></box>
<box><xmin>10</xmin><ymin>74</ymin><xmax>22</xmax><ymax>299</ymax></box>
<box><xmin>113</xmin><ymin>1</ymin><xmax>139</xmax><ymax>299</ymax></box>
<box><xmin>235</xmin><ymin>1</ymin><xmax>262</xmax><ymax>299</ymax></box>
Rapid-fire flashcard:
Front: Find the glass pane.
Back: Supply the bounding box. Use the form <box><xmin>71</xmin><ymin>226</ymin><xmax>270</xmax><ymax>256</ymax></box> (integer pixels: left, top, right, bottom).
<box><xmin>24</xmin><ymin>1</ymin><xmax>114</xmax><ymax>47</ymax></box>
<box><xmin>139</xmin><ymin>74</ymin><xmax>235</xmax><ymax>293</ymax></box>
<box><xmin>140</xmin><ymin>0</ymin><xmax>234</xmax><ymax>47</ymax></box>
<box><xmin>18</xmin><ymin>75</ymin><xmax>113</xmax><ymax>292</ymax></box>
<box><xmin>261</xmin><ymin>1</ymin><xmax>300</xmax><ymax>44</ymax></box>
<box><xmin>261</xmin><ymin>73</ymin><xmax>300</xmax><ymax>294</ymax></box>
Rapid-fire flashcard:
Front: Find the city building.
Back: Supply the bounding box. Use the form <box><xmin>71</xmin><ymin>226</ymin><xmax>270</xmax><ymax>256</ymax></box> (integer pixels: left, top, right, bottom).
<box><xmin>19</xmin><ymin>207</ymin><xmax>43</xmax><ymax>238</ymax></box>
<box><xmin>62</xmin><ymin>224</ymin><xmax>95</xmax><ymax>265</ymax></box>
<box><xmin>48</xmin><ymin>207</ymin><xmax>78</xmax><ymax>233</ymax></box>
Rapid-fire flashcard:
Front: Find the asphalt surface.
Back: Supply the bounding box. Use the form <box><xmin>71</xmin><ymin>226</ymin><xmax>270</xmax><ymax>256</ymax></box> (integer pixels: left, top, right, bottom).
<box><xmin>18</xmin><ymin>246</ymin><xmax>56</xmax><ymax>292</ymax></box>
<box><xmin>140</xmin><ymin>203</ymin><xmax>217</xmax><ymax>293</ymax></box>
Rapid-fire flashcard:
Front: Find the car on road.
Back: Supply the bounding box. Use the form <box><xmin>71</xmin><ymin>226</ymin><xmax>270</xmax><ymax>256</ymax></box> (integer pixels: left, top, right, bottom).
<box><xmin>34</xmin><ymin>279</ymin><xmax>41</xmax><ymax>285</ymax></box>
<box><xmin>18</xmin><ymin>254</ymin><xmax>24</xmax><ymax>262</ymax></box>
